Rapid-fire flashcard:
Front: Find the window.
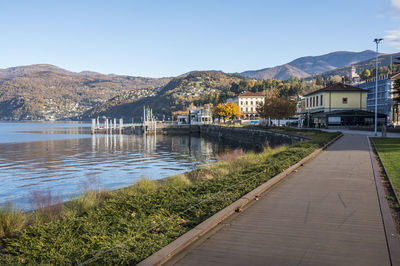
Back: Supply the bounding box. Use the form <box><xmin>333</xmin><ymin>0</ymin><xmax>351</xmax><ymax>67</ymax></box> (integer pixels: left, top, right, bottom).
<box><xmin>246</xmin><ymin>101</ymin><xmax>248</xmax><ymax>105</ymax></box>
<box><xmin>313</xmin><ymin>96</ymin><xmax>315</xmax><ymax>107</ymax></box>
<box><xmin>246</xmin><ymin>107</ymin><xmax>248</xmax><ymax>111</ymax></box>
<box><xmin>251</xmin><ymin>107</ymin><xmax>253</xmax><ymax>111</ymax></box>
<box><xmin>320</xmin><ymin>95</ymin><xmax>323</xmax><ymax>106</ymax></box>
<box><xmin>316</xmin><ymin>96</ymin><xmax>319</xmax><ymax>106</ymax></box>
<box><xmin>251</xmin><ymin>101</ymin><xmax>253</xmax><ymax>105</ymax></box>
<box><xmin>240</xmin><ymin>101</ymin><xmax>243</xmax><ymax>105</ymax></box>
<box><xmin>306</xmin><ymin>98</ymin><xmax>309</xmax><ymax>107</ymax></box>
<box><xmin>342</xmin><ymin>97</ymin><xmax>348</xmax><ymax>104</ymax></box>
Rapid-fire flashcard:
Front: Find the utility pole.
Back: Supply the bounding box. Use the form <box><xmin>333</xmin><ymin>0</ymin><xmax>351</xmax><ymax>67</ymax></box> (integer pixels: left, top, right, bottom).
<box><xmin>374</xmin><ymin>38</ymin><xmax>383</xmax><ymax>136</ymax></box>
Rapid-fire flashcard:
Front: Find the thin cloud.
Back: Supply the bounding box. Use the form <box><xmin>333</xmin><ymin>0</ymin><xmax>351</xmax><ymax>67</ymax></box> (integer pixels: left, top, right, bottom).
<box><xmin>393</xmin><ymin>0</ymin><xmax>400</xmax><ymax>15</ymax></box>
<box><xmin>383</xmin><ymin>1</ymin><xmax>400</xmax><ymax>50</ymax></box>
<box><xmin>385</xmin><ymin>29</ymin><xmax>400</xmax><ymax>49</ymax></box>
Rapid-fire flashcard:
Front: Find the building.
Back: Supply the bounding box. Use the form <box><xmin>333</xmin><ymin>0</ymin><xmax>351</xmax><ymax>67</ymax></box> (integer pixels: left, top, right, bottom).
<box><xmin>303</xmin><ymin>83</ymin><xmax>367</xmax><ymax>113</ymax></box>
<box><xmin>237</xmin><ymin>91</ymin><xmax>266</xmax><ymax>118</ymax></box>
<box><xmin>296</xmin><ymin>96</ymin><xmax>305</xmax><ymax>114</ymax></box>
<box><xmin>300</xmin><ymin>83</ymin><xmax>384</xmax><ymax>127</ymax></box>
<box><xmin>349</xmin><ymin>66</ymin><xmax>360</xmax><ymax>83</ymax></box>
<box><xmin>356</xmin><ymin>73</ymin><xmax>400</xmax><ymax>125</ymax></box>
<box><xmin>177</xmin><ymin>115</ymin><xmax>189</xmax><ymax>124</ymax></box>
<box><xmin>177</xmin><ymin>105</ymin><xmax>213</xmax><ymax>125</ymax></box>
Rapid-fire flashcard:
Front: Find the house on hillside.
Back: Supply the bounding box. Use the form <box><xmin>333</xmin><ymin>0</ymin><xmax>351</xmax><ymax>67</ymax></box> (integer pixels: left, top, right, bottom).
<box><xmin>356</xmin><ymin>72</ymin><xmax>400</xmax><ymax>126</ymax></box>
<box><xmin>349</xmin><ymin>66</ymin><xmax>360</xmax><ymax>83</ymax></box>
<box><xmin>300</xmin><ymin>83</ymin><xmax>386</xmax><ymax>127</ymax></box>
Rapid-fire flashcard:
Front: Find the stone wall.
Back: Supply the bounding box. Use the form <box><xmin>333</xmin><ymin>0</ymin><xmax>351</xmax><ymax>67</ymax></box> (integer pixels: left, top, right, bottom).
<box><xmin>200</xmin><ymin>125</ymin><xmax>305</xmax><ymax>148</ymax></box>
<box><xmin>160</xmin><ymin>125</ymin><xmax>200</xmax><ymax>135</ymax></box>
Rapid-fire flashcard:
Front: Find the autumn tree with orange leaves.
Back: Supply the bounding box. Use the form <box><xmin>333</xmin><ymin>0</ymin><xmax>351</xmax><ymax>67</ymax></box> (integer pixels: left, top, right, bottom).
<box><xmin>214</xmin><ymin>102</ymin><xmax>241</xmax><ymax>122</ymax></box>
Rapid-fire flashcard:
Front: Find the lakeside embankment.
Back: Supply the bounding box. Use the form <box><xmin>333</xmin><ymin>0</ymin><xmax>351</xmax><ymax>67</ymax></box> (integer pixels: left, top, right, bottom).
<box><xmin>160</xmin><ymin>124</ymin><xmax>307</xmax><ymax>149</ymax></box>
<box><xmin>0</xmin><ymin>127</ymin><xmax>340</xmax><ymax>265</ymax></box>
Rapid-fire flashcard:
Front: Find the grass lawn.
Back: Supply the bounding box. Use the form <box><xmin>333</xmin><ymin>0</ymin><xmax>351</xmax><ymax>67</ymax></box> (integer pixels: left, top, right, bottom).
<box><xmin>372</xmin><ymin>138</ymin><xmax>400</xmax><ymax>196</ymax></box>
<box><xmin>0</xmin><ymin>130</ymin><xmax>340</xmax><ymax>265</ymax></box>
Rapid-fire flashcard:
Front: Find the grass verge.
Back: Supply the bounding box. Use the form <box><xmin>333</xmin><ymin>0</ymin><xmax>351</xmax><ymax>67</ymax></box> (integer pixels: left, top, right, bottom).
<box><xmin>372</xmin><ymin>138</ymin><xmax>400</xmax><ymax>197</ymax></box>
<box><xmin>0</xmin><ymin>130</ymin><xmax>340</xmax><ymax>265</ymax></box>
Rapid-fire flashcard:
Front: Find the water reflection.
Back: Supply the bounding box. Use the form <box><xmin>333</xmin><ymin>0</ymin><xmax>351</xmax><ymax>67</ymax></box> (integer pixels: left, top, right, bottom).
<box><xmin>0</xmin><ymin>132</ymin><xmax>229</xmax><ymax>210</ymax></box>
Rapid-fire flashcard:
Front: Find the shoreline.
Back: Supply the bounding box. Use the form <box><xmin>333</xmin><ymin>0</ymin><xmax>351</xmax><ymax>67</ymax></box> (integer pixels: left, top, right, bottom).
<box><xmin>0</xmin><ymin>128</ymin><xmax>340</xmax><ymax>264</ymax></box>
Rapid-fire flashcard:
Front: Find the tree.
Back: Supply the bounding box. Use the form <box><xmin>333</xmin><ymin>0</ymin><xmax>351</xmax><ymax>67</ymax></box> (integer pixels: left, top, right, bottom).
<box><xmin>391</xmin><ymin>57</ymin><xmax>400</xmax><ymax>125</ymax></box>
<box><xmin>331</xmin><ymin>75</ymin><xmax>342</xmax><ymax>84</ymax></box>
<box><xmin>360</xmin><ymin>69</ymin><xmax>371</xmax><ymax>80</ymax></box>
<box><xmin>257</xmin><ymin>93</ymin><xmax>296</xmax><ymax>124</ymax></box>
<box><xmin>316</xmin><ymin>76</ymin><xmax>324</xmax><ymax>86</ymax></box>
<box><xmin>213</xmin><ymin>102</ymin><xmax>241</xmax><ymax>122</ymax></box>
<box><xmin>392</xmin><ymin>78</ymin><xmax>400</xmax><ymax>125</ymax></box>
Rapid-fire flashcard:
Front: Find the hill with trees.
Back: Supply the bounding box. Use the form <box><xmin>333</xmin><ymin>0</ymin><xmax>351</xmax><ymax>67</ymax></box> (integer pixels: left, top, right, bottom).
<box><xmin>83</xmin><ymin>73</ymin><xmax>326</xmax><ymax>121</ymax></box>
<box><xmin>310</xmin><ymin>52</ymin><xmax>400</xmax><ymax>80</ymax></box>
<box><xmin>2</xmin><ymin>50</ymin><xmax>397</xmax><ymax>121</ymax></box>
<box><xmin>81</xmin><ymin>71</ymin><xmax>244</xmax><ymax>121</ymax></box>
<box><xmin>241</xmin><ymin>64</ymin><xmax>310</xmax><ymax>80</ymax></box>
<box><xmin>0</xmin><ymin>64</ymin><xmax>170</xmax><ymax>120</ymax></box>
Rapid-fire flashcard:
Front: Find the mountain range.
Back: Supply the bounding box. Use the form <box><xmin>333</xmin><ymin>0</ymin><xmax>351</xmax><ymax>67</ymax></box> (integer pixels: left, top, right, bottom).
<box><xmin>0</xmin><ymin>50</ymin><xmax>397</xmax><ymax>121</ymax></box>
<box><xmin>240</xmin><ymin>50</ymin><xmax>379</xmax><ymax>80</ymax></box>
<box><xmin>310</xmin><ymin>52</ymin><xmax>400</xmax><ymax>78</ymax></box>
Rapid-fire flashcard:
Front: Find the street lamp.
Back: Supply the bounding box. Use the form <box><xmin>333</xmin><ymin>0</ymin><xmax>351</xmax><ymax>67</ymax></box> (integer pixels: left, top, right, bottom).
<box><xmin>374</xmin><ymin>38</ymin><xmax>383</xmax><ymax>136</ymax></box>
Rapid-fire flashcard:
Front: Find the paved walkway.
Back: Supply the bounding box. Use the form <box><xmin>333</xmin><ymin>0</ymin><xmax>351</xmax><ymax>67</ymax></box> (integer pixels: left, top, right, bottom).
<box><xmin>322</xmin><ymin>128</ymin><xmax>400</xmax><ymax>138</ymax></box>
<box><xmin>171</xmin><ymin>135</ymin><xmax>391</xmax><ymax>266</ymax></box>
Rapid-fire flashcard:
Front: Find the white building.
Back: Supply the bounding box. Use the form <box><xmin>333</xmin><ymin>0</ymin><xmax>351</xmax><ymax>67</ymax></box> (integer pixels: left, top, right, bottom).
<box><xmin>177</xmin><ymin>106</ymin><xmax>213</xmax><ymax>125</ymax></box>
<box><xmin>237</xmin><ymin>91</ymin><xmax>266</xmax><ymax>118</ymax></box>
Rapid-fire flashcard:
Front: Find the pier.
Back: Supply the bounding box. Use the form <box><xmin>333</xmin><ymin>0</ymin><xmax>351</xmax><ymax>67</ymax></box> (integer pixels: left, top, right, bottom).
<box><xmin>91</xmin><ymin>106</ymin><xmax>158</xmax><ymax>135</ymax></box>
<box><xmin>91</xmin><ymin>118</ymin><xmax>158</xmax><ymax>135</ymax></box>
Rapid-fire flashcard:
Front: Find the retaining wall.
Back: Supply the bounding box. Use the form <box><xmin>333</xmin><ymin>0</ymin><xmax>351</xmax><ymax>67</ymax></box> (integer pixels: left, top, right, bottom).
<box><xmin>200</xmin><ymin>125</ymin><xmax>305</xmax><ymax>148</ymax></box>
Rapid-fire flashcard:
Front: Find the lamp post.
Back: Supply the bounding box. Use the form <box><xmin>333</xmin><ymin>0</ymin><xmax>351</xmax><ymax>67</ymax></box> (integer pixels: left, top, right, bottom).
<box><xmin>374</xmin><ymin>38</ymin><xmax>383</xmax><ymax>136</ymax></box>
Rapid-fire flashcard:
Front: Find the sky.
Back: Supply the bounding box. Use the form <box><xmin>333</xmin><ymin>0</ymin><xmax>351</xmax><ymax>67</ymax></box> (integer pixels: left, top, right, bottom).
<box><xmin>0</xmin><ymin>0</ymin><xmax>399</xmax><ymax>77</ymax></box>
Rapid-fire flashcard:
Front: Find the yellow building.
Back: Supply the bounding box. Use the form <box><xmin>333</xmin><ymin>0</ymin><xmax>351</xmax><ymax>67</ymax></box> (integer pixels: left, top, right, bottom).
<box><xmin>303</xmin><ymin>83</ymin><xmax>367</xmax><ymax>113</ymax></box>
<box><xmin>302</xmin><ymin>83</ymin><xmax>385</xmax><ymax>127</ymax></box>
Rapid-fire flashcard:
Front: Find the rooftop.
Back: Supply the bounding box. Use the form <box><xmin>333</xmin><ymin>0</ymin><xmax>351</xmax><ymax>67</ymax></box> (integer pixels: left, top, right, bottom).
<box><xmin>238</xmin><ymin>91</ymin><xmax>266</xmax><ymax>97</ymax></box>
<box><xmin>304</xmin><ymin>83</ymin><xmax>367</xmax><ymax>97</ymax></box>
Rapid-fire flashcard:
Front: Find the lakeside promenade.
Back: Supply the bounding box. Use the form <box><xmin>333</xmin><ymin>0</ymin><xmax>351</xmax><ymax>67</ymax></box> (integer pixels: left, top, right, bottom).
<box><xmin>169</xmin><ymin>134</ymin><xmax>395</xmax><ymax>265</ymax></box>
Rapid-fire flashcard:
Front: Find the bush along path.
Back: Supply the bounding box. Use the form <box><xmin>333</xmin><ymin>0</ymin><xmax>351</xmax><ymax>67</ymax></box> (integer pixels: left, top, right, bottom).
<box><xmin>0</xmin><ymin>130</ymin><xmax>340</xmax><ymax>265</ymax></box>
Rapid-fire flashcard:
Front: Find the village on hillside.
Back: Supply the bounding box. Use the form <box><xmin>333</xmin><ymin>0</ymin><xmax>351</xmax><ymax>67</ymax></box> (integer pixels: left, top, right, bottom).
<box><xmin>175</xmin><ymin>67</ymin><xmax>400</xmax><ymax>130</ymax></box>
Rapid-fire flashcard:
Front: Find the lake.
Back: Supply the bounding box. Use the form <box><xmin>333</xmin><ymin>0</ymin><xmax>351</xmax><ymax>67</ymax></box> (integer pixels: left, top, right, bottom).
<box><xmin>0</xmin><ymin>122</ymin><xmax>237</xmax><ymax>210</ymax></box>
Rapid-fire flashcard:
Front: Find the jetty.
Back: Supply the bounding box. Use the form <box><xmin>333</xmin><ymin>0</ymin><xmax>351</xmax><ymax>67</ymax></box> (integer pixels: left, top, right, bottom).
<box><xmin>91</xmin><ymin>106</ymin><xmax>158</xmax><ymax>135</ymax></box>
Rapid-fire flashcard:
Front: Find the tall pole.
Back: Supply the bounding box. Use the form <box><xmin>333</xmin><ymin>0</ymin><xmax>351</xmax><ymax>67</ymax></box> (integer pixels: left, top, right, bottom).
<box><xmin>374</xmin><ymin>38</ymin><xmax>383</xmax><ymax>136</ymax></box>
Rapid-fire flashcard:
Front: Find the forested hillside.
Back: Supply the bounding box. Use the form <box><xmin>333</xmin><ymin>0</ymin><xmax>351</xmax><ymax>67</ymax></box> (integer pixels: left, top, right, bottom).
<box><xmin>0</xmin><ymin>64</ymin><xmax>170</xmax><ymax>120</ymax></box>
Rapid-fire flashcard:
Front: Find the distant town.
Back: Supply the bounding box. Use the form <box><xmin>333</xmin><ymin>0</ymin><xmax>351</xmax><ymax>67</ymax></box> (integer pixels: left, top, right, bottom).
<box><xmin>174</xmin><ymin>65</ymin><xmax>400</xmax><ymax>130</ymax></box>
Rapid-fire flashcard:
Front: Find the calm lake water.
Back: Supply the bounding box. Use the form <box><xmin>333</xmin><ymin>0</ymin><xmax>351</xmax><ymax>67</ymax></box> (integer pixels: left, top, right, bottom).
<box><xmin>0</xmin><ymin>122</ymin><xmax>236</xmax><ymax>210</ymax></box>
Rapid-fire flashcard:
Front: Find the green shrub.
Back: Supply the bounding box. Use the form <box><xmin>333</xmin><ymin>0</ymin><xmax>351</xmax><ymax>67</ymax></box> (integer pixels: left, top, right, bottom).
<box><xmin>0</xmin><ymin>203</ymin><xmax>26</xmax><ymax>239</ymax></box>
<box><xmin>66</xmin><ymin>191</ymin><xmax>100</xmax><ymax>216</ymax></box>
<box><xmin>164</xmin><ymin>174</ymin><xmax>192</xmax><ymax>188</ymax></box>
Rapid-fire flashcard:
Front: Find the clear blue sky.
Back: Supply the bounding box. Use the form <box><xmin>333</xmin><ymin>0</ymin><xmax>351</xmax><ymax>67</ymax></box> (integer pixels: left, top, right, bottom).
<box><xmin>0</xmin><ymin>0</ymin><xmax>399</xmax><ymax>77</ymax></box>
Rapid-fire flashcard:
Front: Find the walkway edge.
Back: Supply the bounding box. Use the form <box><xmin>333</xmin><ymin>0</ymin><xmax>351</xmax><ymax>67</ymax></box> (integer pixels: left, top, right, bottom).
<box><xmin>368</xmin><ymin>137</ymin><xmax>400</xmax><ymax>266</ymax></box>
<box><xmin>137</xmin><ymin>133</ymin><xmax>343</xmax><ymax>266</ymax></box>
<box><xmin>370</xmin><ymin>139</ymin><xmax>400</xmax><ymax>205</ymax></box>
